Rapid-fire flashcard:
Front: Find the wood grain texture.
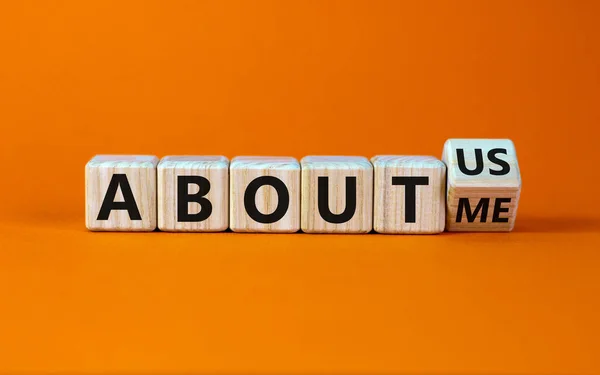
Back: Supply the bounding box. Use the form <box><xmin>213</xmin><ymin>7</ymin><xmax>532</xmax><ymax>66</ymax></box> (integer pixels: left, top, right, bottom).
<box><xmin>157</xmin><ymin>156</ymin><xmax>229</xmax><ymax>232</ymax></box>
<box><xmin>372</xmin><ymin>155</ymin><xmax>446</xmax><ymax>234</ymax></box>
<box><xmin>85</xmin><ymin>155</ymin><xmax>158</xmax><ymax>231</ymax></box>
<box><xmin>229</xmin><ymin>156</ymin><xmax>300</xmax><ymax>233</ymax></box>
<box><xmin>301</xmin><ymin>156</ymin><xmax>373</xmax><ymax>233</ymax></box>
<box><xmin>442</xmin><ymin>139</ymin><xmax>521</xmax><ymax>231</ymax></box>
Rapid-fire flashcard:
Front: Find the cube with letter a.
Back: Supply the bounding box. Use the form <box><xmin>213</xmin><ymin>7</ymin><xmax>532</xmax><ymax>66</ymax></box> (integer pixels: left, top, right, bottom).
<box><xmin>85</xmin><ymin>155</ymin><xmax>158</xmax><ymax>231</ymax></box>
<box><xmin>442</xmin><ymin>139</ymin><xmax>522</xmax><ymax>231</ymax></box>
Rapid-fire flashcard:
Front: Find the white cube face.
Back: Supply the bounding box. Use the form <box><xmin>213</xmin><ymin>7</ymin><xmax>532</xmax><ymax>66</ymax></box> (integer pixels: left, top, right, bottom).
<box><xmin>85</xmin><ymin>155</ymin><xmax>158</xmax><ymax>231</ymax></box>
<box><xmin>442</xmin><ymin>139</ymin><xmax>522</xmax><ymax>231</ymax></box>
<box><xmin>229</xmin><ymin>157</ymin><xmax>300</xmax><ymax>233</ymax></box>
<box><xmin>372</xmin><ymin>156</ymin><xmax>446</xmax><ymax>234</ymax></box>
<box><xmin>301</xmin><ymin>156</ymin><xmax>373</xmax><ymax>233</ymax></box>
<box><xmin>157</xmin><ymin>156</ymin><xmax>229</xmax><ymax>232</ymax></box>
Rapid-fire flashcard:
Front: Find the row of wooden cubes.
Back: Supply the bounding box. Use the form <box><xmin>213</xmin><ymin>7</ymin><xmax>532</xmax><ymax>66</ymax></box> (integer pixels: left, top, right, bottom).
<box><xmin>85</xmin><ymin>139</ymin><xmax>521</xmax><ymax>233</ymax></box>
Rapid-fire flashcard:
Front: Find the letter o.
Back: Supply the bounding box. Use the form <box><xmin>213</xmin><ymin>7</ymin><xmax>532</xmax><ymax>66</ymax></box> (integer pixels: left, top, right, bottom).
<box><xmin>244</xmin><ymin>176</ymin><xmax>289</xmax><ymax>224</ymax></box>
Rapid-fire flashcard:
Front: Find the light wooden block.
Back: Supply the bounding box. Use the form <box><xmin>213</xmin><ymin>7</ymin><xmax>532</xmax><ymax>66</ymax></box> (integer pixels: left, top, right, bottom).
<box><xmin>85</xmin><ymin>155</ymin><xmax>158</xmax><ymax>231</ymax></box>
<box><xmin>442</xmin><ymin>139</ymin><xmax>522</xmax><ymax>232</ymax></box>
<box><xmin>301</xmin><ymin>156</ymin><xmax>373</xmax><ymax>233</ymax></box>
<box><xmin>229</xmin><ymin>156</ymin><xmax>300</xmax><ymax>233</ymax></box>
<box><xmin>157</xmin><ymin>156</ymin><xmax>229</xmax><ymax>232</ymax></box>
<box><xmin>371</xmin><ymin>155</ymin><xmax>446</xmax><ymax>234</ymax></box>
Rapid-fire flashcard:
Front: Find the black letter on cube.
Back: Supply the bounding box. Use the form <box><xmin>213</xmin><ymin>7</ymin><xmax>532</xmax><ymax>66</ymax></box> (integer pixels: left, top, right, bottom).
<box><xmin>177</xmin><ymin>176</ymin><xmax>213</xmax><ymax>222</ymax></box>
<box><xmin>97</xmin><ymin>174</ymin><xmax>142</xmax><ymax>221</ymax></box>
<box><xmin>318</xmin><ymin>176</ymin><xmax>357</xmax><ymax>224</ymax></box>
<box><xmin>392</xmin><ymin>176</ymin><xmax>429</xmax><ymax>223</ymax></box>
<box><xmin>456</xmin><ymin>197</ymin><xmax>490</xmax><ymax>223</ymax></box>
<box><xmin>244</xmin><ymin>176</ymin><xmax>289</xmax><ymax>224</ymax></box>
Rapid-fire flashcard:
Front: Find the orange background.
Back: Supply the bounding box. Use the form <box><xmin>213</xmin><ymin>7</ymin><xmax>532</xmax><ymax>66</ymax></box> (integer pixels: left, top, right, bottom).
<box><xmin>1</xmin><ymin>1</ymin><xmax>599</xmax><ymax>374</ymax></box>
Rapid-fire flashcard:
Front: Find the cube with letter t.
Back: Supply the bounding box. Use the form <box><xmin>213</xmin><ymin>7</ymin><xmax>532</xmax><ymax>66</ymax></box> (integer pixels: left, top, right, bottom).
<box><xmin>442</xmin><ymin>139</ymin><xmax>522</xmax><ymax>231</ymax></box>
<box><xmin>85</xmin><ymin>155</ymin><xmax>158</xmax><ymax>231</ymax></box>
<box><xmin>372</xmin><ymin>155</ymin><xmax>446</xmax><ymax>234</ymax></box>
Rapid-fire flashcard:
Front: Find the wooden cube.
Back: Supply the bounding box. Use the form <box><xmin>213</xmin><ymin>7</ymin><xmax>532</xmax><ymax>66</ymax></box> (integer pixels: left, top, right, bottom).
<box><xmin>229</xmin><ymin>156</ymin><xmax>300</xmax><ymax>233</ymax></box>
<box><xmin>301</xmin><ymin>156</ymin><xmax>373</xmax><ymax>233</ymax></box>
<box><xmin>371</xmin><ymin>155</ymin><xmax>446</xmax><ymax>234</ymax></box>
<box><xmin>85</xmin><ymin>155</ymin><xmax>158</xmax><ymax>231</ymax></box>
<box><xmin>157</xmin><ymin>156</ymin><xmax>229</xmax><ymax>232</ymax></box>
<box><xmin>442</xmin><ymin>139</ymin><xmax>522</xmax><ymax>231</ymax></box>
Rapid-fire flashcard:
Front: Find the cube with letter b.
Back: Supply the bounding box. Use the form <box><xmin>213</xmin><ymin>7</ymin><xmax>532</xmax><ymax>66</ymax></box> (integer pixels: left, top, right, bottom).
<box><xmin>442</xmin><ymin>139</ymin><xmax>522</xmax><ymax>231</ymax></box>
<box><xmin>85</xmin><ymin>155</ymin><xmax>158</xmax><ymax>231</ymax></box>
<box><xmin>158</xmin><ymin>156</ymin><xmax>229</xmax><ymax>232</ymax></box>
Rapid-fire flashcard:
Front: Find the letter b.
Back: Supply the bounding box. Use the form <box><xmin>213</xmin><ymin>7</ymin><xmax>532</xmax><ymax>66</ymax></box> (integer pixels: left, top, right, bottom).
<box><xmin>177</xmin><ymin>176</ymin><xmax>212</xmax><ymax>222</ymax></box>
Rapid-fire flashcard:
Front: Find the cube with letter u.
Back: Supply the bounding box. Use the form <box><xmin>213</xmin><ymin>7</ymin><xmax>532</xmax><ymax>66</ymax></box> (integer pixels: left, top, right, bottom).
<box><xmin>301</xmin><ymin>156</ymin><xmax>373</xmax><ymax>233</ymax></box>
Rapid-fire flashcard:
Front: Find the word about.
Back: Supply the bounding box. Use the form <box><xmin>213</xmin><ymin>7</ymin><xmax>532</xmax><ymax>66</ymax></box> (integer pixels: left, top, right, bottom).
<box><xmin>85</xmin><ymin>138</ymin><xmax>521</xmax><ymax>234</ymax></box>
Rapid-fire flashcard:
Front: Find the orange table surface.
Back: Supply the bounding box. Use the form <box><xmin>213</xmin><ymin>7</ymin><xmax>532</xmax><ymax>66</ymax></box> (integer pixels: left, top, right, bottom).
<box><xmin>1</xmin><ymin>218</ymin><xmax>600</xmax><ymax>374</ymax></box>
<box><xmin>1</xmin><ymin>1</ymin><xmax>600</xmax><ymax>374</ymax></box>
